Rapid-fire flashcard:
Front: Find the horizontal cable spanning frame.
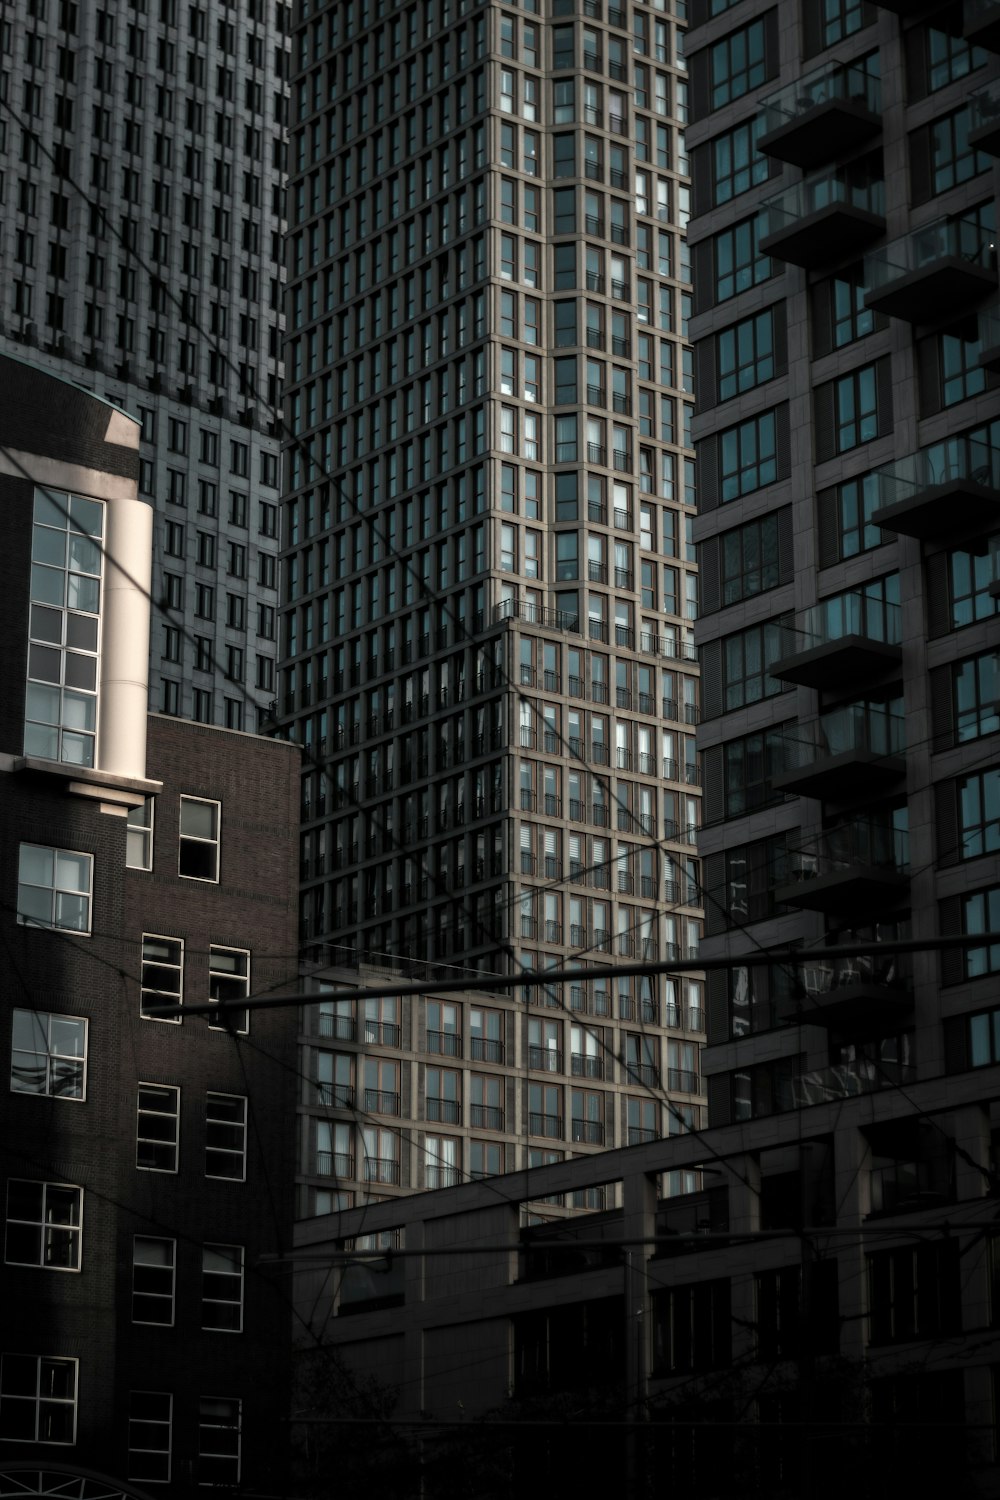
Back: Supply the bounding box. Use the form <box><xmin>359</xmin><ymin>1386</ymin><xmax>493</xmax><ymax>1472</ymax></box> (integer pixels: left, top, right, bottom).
<box><xmin>146</xmin><ymin>931</ymin><xmax>1000</xmax><ymax>1019</ymax></box>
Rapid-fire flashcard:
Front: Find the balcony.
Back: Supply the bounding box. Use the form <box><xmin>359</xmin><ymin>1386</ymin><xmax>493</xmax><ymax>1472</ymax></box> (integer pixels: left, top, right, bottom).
<box><xmin>888</xmin><ymin>434</ymin><xmax>1000</xmax><ymax>546</ymax></box>
<box><xmin>790</xmin><ymin>1056</ymin><xmax>915</xmax><ymax>1109</ymax></box>
<box><xmin>470</xmin><ymin>1104</ymin><xmax>504</xmax><ymax>1130</ymax></box>
<box><xmin>529</xmin><ymin>1045</ymin><xmax>562</xmax><ymax>1072</ymax></box>
<box><xmin>759</xmin><ymin>167</ymin><xmax>885</xmax><ymax>270</ymax></box>
<box><xmin>864</xmin><ymin>216</ymin><xmax>997</xmax><ymax>325</ymax></box>
<box><xmin>773</xmin><ymin>820</ymin><xmax>909</xmax><ymax>917</ymax></box>
<box><xmin>571</xmin><ymin>1118</ymin><xmax>605</xmax><ymax>1144</ymax></box>
<box><xmin>471</xmin><ymin>1036</ymin><xmax>505</xmax><ymax>1063</ymax></box>
<box><xmin>529</xmin><ymin>1111</ymin><xmax>564</xmax><ymax>1138</ymax></box>
<box><xmin>772</xmin><ymin>593</ymin><xmax>902</xmax><ymax>690</ymax></box>
<box><xmin>571</xmin><ymin>1053</ymin><xmax>605</xmax><ymax>1079</ymax></box>
<box><xmin>758</xmin><ymin>57</ymin><xmax>881</xmax><ymax>169</ymax></box>
<box><xmin>969</xmin><ymin>76</ymin><xmax>1000</xmax><ymax>155</ymax></box>
<box><xmin>773</xmin><ymin>702</ymin><xmax>906</xmax><ymax>800</ymax></box>
<box><xmin>794</xmin><ymin>952</ymin><xmax>913</xmax><ymax>1029</ymax></box>
<box><xmin>427</xmin><ymin>1029</ymin><xmax>462</xmax><ymax>1057</ymax></box>
<box><xmin>964</xmin><ymin>0</ymin><xmax>1000</xmax><ymax>51</ymax></box>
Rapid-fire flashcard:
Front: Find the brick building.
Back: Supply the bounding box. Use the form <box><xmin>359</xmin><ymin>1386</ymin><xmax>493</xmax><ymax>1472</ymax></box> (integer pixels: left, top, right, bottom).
<box><xmin>0</xmin><ymin>353</ymin><xmax>300</xmax><ymax>1493</ymax></box>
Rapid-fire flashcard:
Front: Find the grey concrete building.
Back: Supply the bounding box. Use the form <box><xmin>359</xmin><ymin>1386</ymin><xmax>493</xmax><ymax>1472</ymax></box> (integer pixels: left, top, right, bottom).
<box><xmin>0</xmin><ymin>0</ymin><xmax>291</xmax><ymax>728</ymax></box>
<box><xmin>284</xmin><ymin>0</ymin><xmax>706</xmax><ymax>1205</ymax></box>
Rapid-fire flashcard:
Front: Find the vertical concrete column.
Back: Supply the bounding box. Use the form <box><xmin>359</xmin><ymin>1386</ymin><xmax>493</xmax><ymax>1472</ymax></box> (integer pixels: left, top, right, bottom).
<box><xmin>728</xmin><ymin>1151</ymin><xmax>761</xmax><ymax>1235</ymax></box>
<box><xmin>99</xmin><ymin>494</ymin><xmax>153</xmax><ymax>778</ymax></box>
<box><xmin>622</xmin><ymin>1166</ymin><xmax>657</xmax><ymax>1393</ymax></box>
<box><xmin>400</xmin><ymin>1217</ymin><xmax>426</xmax><ymax>1422</ymax></box>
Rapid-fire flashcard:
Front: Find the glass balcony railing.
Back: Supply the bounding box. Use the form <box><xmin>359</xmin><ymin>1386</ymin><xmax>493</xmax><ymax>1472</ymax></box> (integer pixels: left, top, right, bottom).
<box><xmin>790</xmin><ymin>1056</ymin><xmax>915</xmax><ymax>1108</ymax></box>
<box><xmin>864</xmin><ymin>216</ymin><xmax>997</xmax><ymax>323</ymax></box>
<box><xmin>979</xmin><ymin>301</ymin><xmax>1000</xmax><ymax>371</ymax></box>
<box><xmin>775</xmin><ymin>702</ymin><xmax>905</xmax><ymax>797</ymax></box>
<box><xmin>773</xmin><ymin>590</ymin><xmax>902</xmax><ymax>688</ymax></box>
<box><xmin>964</xmin><ymin>0</ymin><xmax>1000</xmax><ymax>52</ymax></box>
<box><xmin>758</xmin><ymin>56</ymin><xmax>881</xmax><ymax>168</ymax></box>
<box><xmin>871</xmin><ymin>440</ymin><xmax>1000</xmax><ymax>540</ymax></box>
<box><xmin>969</xmin><ymin>75</ymin><xmax>1000</xmax><ymax>154</ymax></box>
<box><xmin>795</xmin><ymin>951</ymin><xmax>912</xmax><ymax>1027</ymax></box>
<box><xmin>759</xmin><ymin>166</ymin><xmax>885</xmax><ymax>269</ymax></box>
<box><xmin>776</xmin><ymin>818</ymin><xmax>909</xmax><ymax>916</ymax></box>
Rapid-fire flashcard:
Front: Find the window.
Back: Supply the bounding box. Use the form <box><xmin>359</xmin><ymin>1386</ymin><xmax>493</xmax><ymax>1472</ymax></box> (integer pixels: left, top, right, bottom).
<box><xmin>716</xmin><ymin>309</ymin><xmax>776</xmax><ymax>400</ymax></box>
<box><xmin>208</xmin><ymin>946</ymin><xmax>250</xmax><ymax>1034</ymax></box>
<box><xmin>126</xmin><ymin>798</ymin><xmax>154</xmax><ymax>871</ymax></box>
<box><xmin>715</xmin><ymin>724</ymin><xmax>789</xmax><ymax>819</ymax></box>
<box><xmin>141</xmin><ymin>936</ymin><xmax>183</xmax><ymax>1022</ymax></box>
<box><xmin>924</xmin><ymin>105</ymin><xmax>990</xmax><ymax>197</ymax></box>
<box><xmin>9</xmin><ymin>1009</ymin><xmax>85</xmax><ymax>1101</ymax></box>
<box><xmin>958</xmin><ymin>769</ymin><xmax>1000</xmax><ymax>861</ymax></box>
<box><xmin>199</xmin><ymin>1397</ymin><xmax>241</xmax><ymax>1484</ymax></box>
<box><xmin>206</xmin><ymin>1093</ymin><xmax>247</xmax><ymax>1180</ymax></box>
<box><xmin>132</xmin><ymin>1236</ymin><xmax>175</xmax><ymax>1323</ymax></box>
<box><xmin>25</xmin><ymin>488</ymin><xmax>104</xmax><ymax>768</ymax></box>
<box><xmin>713</xmin><ymin>217</ymin><xmax>771</xmax><ymax>304</ymax></box>
<box><xmin>947</xmin><ymin>544</ymin><xmax>999</xmax><ymax>630</ymax></box>
<box><xmin>954</xmin><ymin>651</ymin><xmax>999</xmax><ymax>743</ymax></box>
<box><xmin>834</xmin><ymin>363</ymin><xmax>879</xmax><ymax>451</ymax></box>
<box><xmin>651</xmin><ymin>1281</ymin><xmax>731</xmax><ymax>1373</ymax></box>
<box><xmin>128</xmin><ymin>1391</ymin><xmax>172</xmax><ymax>1483</ymax></box>
<box><xmin>17</xmin><ymin>845</ymin><xmax>92</xmax><ymax>933</ymax></box>
<box><xmin>0</xmin><ymin>1354</ymin><xmax>77</xmax><ymax>1444</ymax></box>
<box><xmin>868</xmin><ymin>1243</ymin><xmax>960</xmax><ymax>1343</ymax></box>
<box><xmin>818</xmin><ymin>473</ymin><xmax>883</xmax><ymax>565</ymax></box>
<box><xmin>963</xmin><ymin>888</ymin><xmax>1000</xmax><ymax>983</ymax></box>
<box><xmin>202</xmin><ymin>1244</ymin><xmax>243</xmax><ymax>1331</ymax></box>
<box><xmin>721</xmin><ymin>513</ymin><xmax>783</xmax><ymax>606</ymax></box>
<box><xmin>425</xmin><ymin>1135</ymin><xmax>460</xmax><ymax>1189</ymax></box>
<box><xmin>723</xmin><ymin>617</ymin><xmax>790</xmax><ymax>712</ymax></box>
<box><xmin>5</xmin><ymin>1181</ymin><xmax>82</xmax><ymax>1270</ymax></box>
<box><xmin>178</xmin><ymin>796</ymin><xmax>220</xmax><ymax>881</ymax></box>
<box><xmin>711</xmin><ymin>118</ymin><xmax>768</xmax><ymax>205</ymax></box>
<box><xmin>136</xmin><ymin>1084</ymin><xmax>180</xmax><ymax>1172</ymax></box>
<box><xmin>719</xmin><ymin>410</ymin><xmax>778</xmax><ymax>501</ymax></box>
<box><xmin>710</xmin><ymin>19</ymin><xmax>769</xmax><ymax>109</ymax></box>
<box><xmin>937</xmin><ymin>332</ymin><xmax>988</xmax><ymax>408</ymax></box>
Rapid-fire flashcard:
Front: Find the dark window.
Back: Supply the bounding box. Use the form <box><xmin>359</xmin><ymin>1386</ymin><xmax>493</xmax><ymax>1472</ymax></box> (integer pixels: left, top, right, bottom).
<box><xmin>957</xmin><ymin>769</ymin><xmax>1000</xmax><ymax>861</ymax></box>
<box><xmin>867</xmin><ymin>1243</ymin><xmax>961</xmax><ymax>1343</ymax></box>
<box><xmin>722</xmin><ymin>616</ymin><xmax>790</xmax><ymax>710</ymax></box>
<box><xmin>714</xmin><ymin>216</ymin><xmax>771</xmax><ymax>303</ymax></box>
<box><xmin>651</xmin><ymin>1280</ymin><xmax>731</xmax><ymax>1374</ymax></box>
<box><xmin>720</xmin><ymin>410</ymin><xmax>777</xmax><ymax>500</ymax></box>
<box><xmin>711</xmin><ymin>117</ymin><xmax>769</xmax><ymax>205</ymax></box>
<box><xmin>817</xmin><ymin>472</ymin><xmax>884</xmax><ymax>565</ymax></box>
<box><xmin>716</xmin><ymin>308</ymin><xmax>776</xmax><ymax>400</ymax></box>
<box><xmin>721</xmin><ymin>512</ymin><xmax>783</xmax><ymax>604</ymax></box>
<box><xmin>710</xmin><ymin>20</ymin><xmax>769</xmax><ymax>109</ymax></box>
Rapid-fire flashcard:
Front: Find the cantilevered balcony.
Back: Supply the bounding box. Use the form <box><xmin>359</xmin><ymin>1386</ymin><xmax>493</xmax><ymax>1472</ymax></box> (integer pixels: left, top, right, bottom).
<box><xmin>864</xmin><ymin>216</ymin><xmax>997</xmax><ymax>324</ymax></box>
<box><xmin>964</xmin><ymin>0</ymin><xmax>1000</xmax><ymax>51</ymax></box>
<box><xmin>774</xmin><ymin>819</ymin><xmax>909</xmax><ymax>917</ymax></box>
<box><xmin>871</xmin><ymin>440</ymin><xmax>1000</xmax><ymax>541</ymax></box>
<box><xmin>771</xmin><ymin>592</ymin><xmax>902</xmax><ymax>690</ymax></box>
<box><xmin>758</xmin><ymin>166</ymin><xmax>885</xmax><ymax>270</ymax></box>
<box><xmin>969</xmin><ymin>77</ymin><xmax>1000</xmax><ymax>155</ymax></box>
<box><xmin>773</xmin><ymin>701</ymin><xmax>905</xmax><ymax>800</ymax></box>
<box><xmin>757</xmin><ymin>57</ymin><xmax>881</xmax><ymax>169</ymax></box>
<box><xmin>978</xmin><ymin>300</ymin><xmax>1000</xmax><ymax>372</ymax></box>
<box><xmin>790</xmin><ymin>1054</ymin><xmax>915</xmax><ymax>1108</ymax></box>
<box><xmin>794</xmin><ymin>952</ymin><xmax>913</xmax><ymax>1029</ymax></box>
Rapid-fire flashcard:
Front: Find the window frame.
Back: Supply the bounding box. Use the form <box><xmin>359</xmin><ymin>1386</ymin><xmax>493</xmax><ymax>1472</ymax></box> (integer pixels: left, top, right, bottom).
<box><xmin>205</xmin><ymin>1092</ymin><xmax>248</xmax><ymax>1181</ymax></box>
<box><xmin>140</xmin><ymin>934</ymin><xmax>183</xmax><ymax>1023</ymax></box>
<box><xmin>178</xmin><ymin>795</ymin><xmax>221</xmax><ymax>883</ymax></box>
<box><xmin>126</xmin><ymin>798</ymin><xmax>154</xmax><ymax>871</ymax></box>
<box><xmin>16</xmin><ymin>844</ymin><xmax>93</xmax><ymax>934</ymax></box>
<box><xmin>132</xmin><ymin>1235</ymin><xmax>176</xmax><ymax>1325</ymax></box>
<box><xmin>136</xmin><ymin>1083</ymin><xmax>180</xmax><ymax>1173</ymax></box>
<box><xmin>201</xmin><ymin>1243</ymin><xmax>244</xmax><ymax>1332</ymax></box>
<box><xmin>10</xmin><ymin>1009</ymin><xmax>88</xmax><ymax>1101</ymax></box>
<box><xmin>128</xmin><ymin>1390</ymin><xmax>172</xmax><ymax>1484</ymax></box>
<box><xmin>0</xmin><ymin>1353</ymin><xmax>78</xmax><ymax>1445</ymax></box>
<box><xmin>4</xmin><ymin>1180</ymin><xmax>83</xmax><ymax>1271</ymax></box>
<box><xmin>208</xmin><ymin>945</ymin><xmax>251</xmax><ymax>1035</ymax></box>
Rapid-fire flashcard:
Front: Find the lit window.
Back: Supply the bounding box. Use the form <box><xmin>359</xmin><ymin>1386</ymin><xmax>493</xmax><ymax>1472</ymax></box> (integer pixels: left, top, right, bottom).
<box><xmin>25</xmin><ymin>488</ymin><xmax>103</xmax><ymax>768</ymax></box>
<box><xmin>132</xmin><ymin>1236</ymin><xmax>175</xmax><ymax>1324</ymax></box>
<box><xmin>0</xmin><ymin>1354</ymin><xmax>77</xmax><ymax>1444</ymax></box>
<box><xmin>10</xmin><ymin>1010</ymin><xmax>87</xmax><ymax>1100</ymax></box>
<box><xmin>17</xmin><ymin>845</ymin><xmax>92</xmax><ymax>933</ymax></box>
<box><xmin>201</xmin><ymin>1245</ymin><xmax>244</xmax><ymax>1331</ymax></box>
<box><xmin>178</xmin><ymin>796</ymin><xmax>220</xmax><ymax>881</ymax></box>
<box><xmin>5</xmin><ymin>1181</ymin><xmax>82</xmax><ymax>1270</ymax></box>
<box><xmin>126</xmin><ymin>798</ymin><xmax>154</xmax><ymax>871</ymax></box>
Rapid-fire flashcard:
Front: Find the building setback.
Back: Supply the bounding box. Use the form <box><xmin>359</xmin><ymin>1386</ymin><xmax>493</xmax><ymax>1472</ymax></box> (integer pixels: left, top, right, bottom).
<box><xmin>0</xmin><ymin>0</ymin><xmax>291</xmax><ymax>727</ymax></box>
<box><xmin>0</xmin><ymin>354</ymin><xmax>300</xmax><ymax>1493</ymax></box>
<box><xmin>285</xmin><ymin>0</ymin><xmax>707</xmax><ymax>1205</ymax></box>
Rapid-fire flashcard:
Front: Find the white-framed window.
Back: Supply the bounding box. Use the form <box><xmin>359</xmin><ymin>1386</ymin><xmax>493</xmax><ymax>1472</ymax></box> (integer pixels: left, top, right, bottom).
<box><xmin>208</xmin><ymin>946</ymin><xmax>250</xmax><ymax>1034</ymax></box>
<box><xmin>126</xmin><ymin>798</ymin><xmax>154</xmax><ymax>871</ymax></box>
<box><xmin>5</xmin><ymin>1181</ymin><xmax>82</xmax><ymax>1271</ymax></box>
<box><xmin>201</xmin><ymin>1244</ymin><xmax>244</xmax><ymax>1331</ymax></box>
<box><xmin>10</xmin><ymin>1010</ymin><xmax>87</xmax><ymax>1100</ymax></box>
<box><xmin>178</xmin><ymin>796</ymin><xmax>221</xmax><ymax>882</ymax></box>
<box><xmin>140</xmin><ymin>936</ymin><xmax>183</xmax><ymax>1023</ymax></box>
<box><xmin>199</xmin><ymin>1396</ymin><xmax>241</xmax><ymax>1483</ymax></box>
<box><xmin>136</xmin><ymin>1084</ymin><xmax>180</xmax><ymax>1172</ymax></box>
<box><xmin>206</xmin><ymin>1093</ymin><xmax>247</xmax><ymax>1180</ymax></box>
<box><xmin>132</xmin><ymin>1236</ymin><xmax>176</xmax><ymax>1325</ymax></box>
<box><xmin>128</xmin><ymin>1390</ymin><xmax>172</xmax><ymax>1484</ymax></box>
<box><xmin>17</xmin><ymin>845</ymin><xmax>92</xmax><ymax>933</ymax></box>
<box><xmin>0</xmin><ymin>1353</ymin><xmax>78</xmax><ymax>1444</ymax></box>
<box><xmin>24</xmin><ymin>487</ymin><xmax>104</xmax><ymax>769</ymax></box>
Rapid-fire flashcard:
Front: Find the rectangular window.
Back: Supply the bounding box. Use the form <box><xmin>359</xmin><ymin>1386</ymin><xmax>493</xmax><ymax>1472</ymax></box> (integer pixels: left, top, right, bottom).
<box><xmin>25</xmin><ymin>488</ymin><xmax>104</xmax><ymax>768</ymax></box>
<box><xmin>208</xmin><ymin>946</ymin><xmax>250</xmax><ymax>1034</ymax></box>
<box><xmin>201</xmin><ymin>1244</ymin><xmax>244</xmax><ymax>1331</ymax></box>
<box><xmin>17</xmin><ymin>845</ymin><xmax>92</xmax><ymax>933</ymax></box>
<box><xmin>927</xmin><ymin>105</ymin><xmax>990</xmax><ymax>196</ymax></box>
<box><xmin>140</xmin><ymin>936</ymin><xmax>183</xmax><ymax>1022</ymax></box>
<box><xmin>10</xmin><ymin>1009</ymin><xmax>87</xmax><ymax>1100</ymax></box>
<box><xmin>833</xmin><ymin>363</ymin><xmax>879</xmax><ymax>451</ymax></box>
<box><xmin>198</xmin><ymin>1397</ymin><xmax>241</xmax><ymax>1484</ymax></box>
<box><xmin>717</xmin><ymin>309</ymin><xmax>775</xmax><ymax>400</ymax></box>
<box><xmin>178</xmin><ymin>796</ymin><xmax>220</xmax><ymax>881</ymax></box>
<box><xmin>0</xmin><ymin>1354</ymin><xmax>77</xmax><ymax>1444</ymax></box>
<box><xmin>136</xmin><ymin>1084</ymin><xmax>180</xmax><ymax>1172</ymax></box>
<box><xmin>723</xmin><ymin>617</ymin><xmax>791</xmax><ymax>711</ymax></box>
<box><xmin>721</xmin><ymin>724</ymin><xmax>790</xmax><ymax>818</ymax></box>
<box><xmin>819</xmin><ymin>473</ymin><xmax>882</xmax><ymax>564</ymax></box>
<box><xmin>720</xmin><ymin>410</ymin><xmax>777</xmax><ymax>501</ymax></box>
<box><xmin>128</xmin><ymin>1391</ymin><xmax>172</xmax><ymax>1484</ymax></box>
<box><xmin>5</xmin><ymin>1181</ymin><xmax>82</xmax><ymax>1270</ymax></box>
<box><xmin>948</xmin><ymin>545</ymin><xmax>999</xmax><ymax>630</ymax></box>
<box><xmin>721</xmin><ymin>513</ymin><xmax>782</xmax><ymax>605</ymax></box>
<box><xmin>132</xmin><ymin>1236</ymin><xmax>176</xmax><ymax>1324</ymax></box>
<box><xmin>714</xmin><ymin>216</ymin><xmax>771</xmax><ymax>303</ymax></box>
<box><xmin>126</xmin><ymin>798</ymin><xmax>154</xmax><ymax>871</ymax></box>
<box><xmin>651</xmin><ymin>1281</ymin><xmax>731</xmax><ymax>1373</ymax></box>
<box><xmin>868</xmin><ymin>1243</ymin><xmax>960</xmax><ymax>1343</ymax></box>
<box><xmin>711</xmin><ymin>117</ymin><xmax>769</xmax><ymax>205</ymax></box>
<box><xmin>710</xmin><ymin>19</ymin><xmax>769</xmax><ymax>109</ymax></box>
<box><xmin>958</xmin><ymin>769</ymin><xmax>1000</xmax><ymax>861</ymax></box>
<box><xmin>206</xmin><ymin>1093</ymin><xmax>247</xmax><ymax>1180</ymax></box>
<box><xmin>954</xmin><ymin>651</ymin><xmax>1000</xmax><ymax>743</ymax></box>
<box><xmin>964</xmin><ymin>888</ymin><xmax>1000</xmax><ymax>983</ymax></box>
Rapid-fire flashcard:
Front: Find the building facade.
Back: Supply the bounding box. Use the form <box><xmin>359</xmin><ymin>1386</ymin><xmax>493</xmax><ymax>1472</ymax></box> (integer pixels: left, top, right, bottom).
<box><xmin>0</xmin><ymin>0</ymin><xmax>291</xmax><ymax>728</ymax></box>
<box><xmin>0</xmin><ymin>355</ymin><xmax>301</xmax><ymax>1493</ymax></box>
<box><xmin>285</xmin><ymin>0</ymin><xmax>706</xmax><ymax>1200</ymax></box>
